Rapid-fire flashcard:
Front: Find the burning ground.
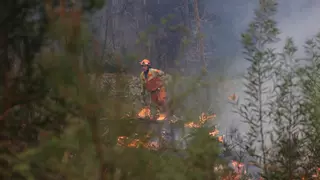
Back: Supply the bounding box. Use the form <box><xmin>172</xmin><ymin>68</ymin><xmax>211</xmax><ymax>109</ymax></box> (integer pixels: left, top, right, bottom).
<box><xmin>116</xmin><ymin>99</ymin><xmax>264</xmax><ymax>179</ymax></box>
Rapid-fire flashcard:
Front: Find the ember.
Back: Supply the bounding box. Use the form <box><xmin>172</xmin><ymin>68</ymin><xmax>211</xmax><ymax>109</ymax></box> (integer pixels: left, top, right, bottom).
<box><xmin>137</xmin><ymin>107</ymin><xmax>151</xmax><ymax>118</ymax></box>
<box><xmin>184</xmin><ymin>112</ymin><xmax>216</xmax><ymax>128</ymax></box>
<box><xmin>117</xmin><ymin>135</ymin><xmax>159</xmax><ymax>150</ymax></box>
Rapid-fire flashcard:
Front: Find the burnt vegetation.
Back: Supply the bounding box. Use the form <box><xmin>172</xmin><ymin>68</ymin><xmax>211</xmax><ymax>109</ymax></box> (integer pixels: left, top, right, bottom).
<box><xmin>1</xmin><ymin>0</ymin><xmax>320</xmax><ymax>180</ymax></box>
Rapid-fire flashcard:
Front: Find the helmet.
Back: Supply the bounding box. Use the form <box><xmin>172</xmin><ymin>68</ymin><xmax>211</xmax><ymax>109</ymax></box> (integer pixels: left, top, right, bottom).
<box><xmin>140</xmin><ymin>59</ymin><xmax>151</xmax><ymax>66</ymax></box>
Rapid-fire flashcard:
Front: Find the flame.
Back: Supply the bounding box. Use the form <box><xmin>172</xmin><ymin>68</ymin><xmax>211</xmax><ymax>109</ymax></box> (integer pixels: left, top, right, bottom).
<box><xmin>147</xmin><ymin>141</ymin><xmax>160</xmax><ymax>150</ymax></box>
<box><xmin>117</xmin><ymin>135</ymin><xmax>159</xmax><ymax>150</ymax></box>
<box><xmin>184</xmin><ymin>112</ymin><xmax>216</xmax><ymax>128</ymax></box>
<box><xmin>209</xmin><ymin>129</ymin><xmax>224</xmax><ymax>143</ymax></box>
<box><xmin>311</xmin><ymin>168</ymin><xmax>320</xmax><ymax>179</ymax></box>
<box><xmin>209</xmin><ymin>129</ymin><xmax>219</xmax><ymax>136</ymax></box>
<box><xmin>184</xmin><ymin>122</ymin><xmax>201</xmax><ymax>128</ymax></box>
<box><xmin>231</xmin><ymin>160</ymin><xmax>246</xmax><ymax>174</ymax></box>
<box><xmin>184</xmin><ymin>113</ymin><xmax>223</xmax><ymax>143</ymax></box>
<box><xmin>117</xmin><ymin>136</ymin><xmax>142</xmax><ymax>147</ymax></box>
<box><xmin>219</xmin><ymin>160</ymin><xmax>247</xmax><ymax>180</ymax></box>
<box><xmin>137</xmin><ymin>107</ymin><xmax>151</xmax><ymax>118</ymax></box>
<box><xmin>221</xmin><ymin>160</ymin><xmax>320</xmax><ymax>180</ymax></box>
<box><xmin>200</xmin><ymin>112</ymin><xmax>216</xmax><ymax>123</ymax></box>
<box><xmin>157</xmin><ymin>113</ymin><xmax>166</xmax><ymax>121</ymax></box>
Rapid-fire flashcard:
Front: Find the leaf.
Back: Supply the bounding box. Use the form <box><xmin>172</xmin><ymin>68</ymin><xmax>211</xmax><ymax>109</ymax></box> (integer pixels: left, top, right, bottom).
<box><xmin>18</xmin><ymin>148</ymin><xmax>39</xmax><ymax>159</ymax></box>
<box><xmin>13</xmin><ymin>163</ymin><xmax>30</xmax><ymax>172</ymax></box>
<box><xmin>160</xmin><ymin>17</ymin><xmax>168</xmax><ymax>25</ymax></box>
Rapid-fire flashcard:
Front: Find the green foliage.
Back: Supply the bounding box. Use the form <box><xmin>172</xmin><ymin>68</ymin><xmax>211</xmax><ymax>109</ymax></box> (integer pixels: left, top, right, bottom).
<box><xmin>137</xmin><ymin>31</ymin><xmax>148</xmax><ymax>44</ymax></box>
<box><xmin>181</xmin><ymin>36</ymin><xmax>191</xmax><ymax>46</ymax></box>
<box><xmin>0</xmin><ymin>1</ymin><xmax>228</xmax><ymax>180</ymax></box>
<box><xmin>136</xmin><ymin>13</ymin><xmax>189</xmax><ymax>48</ymax></box>
<box><xmin>237</xmin><ymin>0</ymin><xmax>279</xmax><ymax>176</ymax></box>
<box><xmin>82</xmin><ymin>0</ymin><xmax>105</xmax><ymax>11</ymax></box>
<box><xmin>146</xmin><ymin>24</ymin><xmax>158</xmax><ymax>33</ymax></box>
<box><xmin>160</xmin><ymin>14</ymin><xmax>175</xmax><ymax>25</ymax></box>
<box><xmin>160</xmin><ymin>17</ymin><xmax>168</xmax><ymax>25</ymax></box>
<box><xmin>235</xmin><ymin>1</ymin><xmax>320</xmax><ymax>179</ymax></box>
<box><xmin>267</xmin><ymin>38</ymin><xmax>304</xmax><ymax>180</ymax></box>
<box><xmin>298</xmin><ymin>32</ymin><xmax>320</xmax><ymax>176</ymax></box>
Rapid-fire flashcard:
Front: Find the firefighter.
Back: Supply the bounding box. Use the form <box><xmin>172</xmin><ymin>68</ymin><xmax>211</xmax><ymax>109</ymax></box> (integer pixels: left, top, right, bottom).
<box><xmin>139</xmin><ymin>59</ymin><xmax>168</xmax><ymax>120</ymax></box>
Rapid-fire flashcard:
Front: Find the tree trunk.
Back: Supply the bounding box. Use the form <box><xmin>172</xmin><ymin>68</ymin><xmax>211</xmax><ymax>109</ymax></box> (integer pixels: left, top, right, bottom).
<box><xmin>0</xmin><ymin>21</ymin><xmax>11</xmax><ymax>122</ymax></box>
<box><xmin>193</xmin><ymin>0</ymin><xmax>210</xmax><ymax>111</ymax></box>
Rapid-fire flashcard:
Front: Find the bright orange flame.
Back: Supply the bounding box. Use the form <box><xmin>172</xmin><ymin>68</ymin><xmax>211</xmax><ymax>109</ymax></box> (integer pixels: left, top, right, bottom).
<box><xmin>117</xmin><ymin>135</ymin><xmax>159</xmax><ymax>150</ymax></box>
<box><xmin>185</xmin><ymin>113</ymin><xmax>223</xmax><ymax>143</ymax></box>
<box><xmin>137</xmin><ymin>107</ymin><xmax>151</xmax><ymax>118</ymax></box>
<box><xmin>147</xmin><ymin>141</ymin><xmax>160</xmax><ymax>150</ymax></box>
<box><xmin>157</xmin><ymin>113</ymin><xmax>166</xmax><ymax>121</ymax></box>
<box><xmin>184</xmin><ymin>112</ymin><xmax>216</xmax><ymax>128</ymax></box>
<box><xmin>117</xmin><ymin>136</ymin><xmax>127</xmax><ymax>146</ymax></box>
<box><xmin>311</xmin><ymin>168</ymin><xmax>320</xmax><ymax>179</ymax></box>
<box><xmin>209</xmin><ymin>129</ymin><xmax>219</xmax><ymax>136</ymax></box>
<box><xmin>209</xmin><ymin>129</ymin><xmax>224</xmax><ymax>143</ymax></box>
<box><xmin>229</xmin><ymin>160</ymin><xmax>246</xmax><ymax>180</ymax></box>
<box><xmin>117</xmin><ymin>136</ymin><xmax>141</xmax><ymax>147</ymax></box>
<box><xmin>200</xmin><ymin>112</ymin><xmax>216</xmax><ymax>124</ymax></box>
<box><xmin>184</xmin><ymin>122</ymin><xmax>201</xmax><ymax>128</ymax></box>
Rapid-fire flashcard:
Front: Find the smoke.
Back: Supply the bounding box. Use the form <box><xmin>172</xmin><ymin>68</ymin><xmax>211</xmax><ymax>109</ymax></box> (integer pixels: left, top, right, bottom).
<box><xmin>207</xmin><ymin>0</ymin><xmax>320</xmax><ymax>132</ymax></box>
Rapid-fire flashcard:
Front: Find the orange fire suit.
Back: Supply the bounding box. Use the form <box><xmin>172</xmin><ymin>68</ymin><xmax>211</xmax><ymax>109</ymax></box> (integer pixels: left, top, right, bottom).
<box><xmin>140</xmin><ymin>68</ymin><xmax>168</xmax><ymax>115</ymax></box>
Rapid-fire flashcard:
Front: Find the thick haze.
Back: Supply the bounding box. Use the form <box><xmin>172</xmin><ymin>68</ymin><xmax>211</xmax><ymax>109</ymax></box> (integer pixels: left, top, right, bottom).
<box><xmin>93</xmin><ymin>0</ymin><xmax>320</xmax><ymax>133</ymax></box>
<box><xmin>209</xmin><ymin>0</ymin><xmax>320</xmax><ymax>74</ymax></box>
<box><xmin>209</xmin><ymin>0</ymin><xmax>320</xmax><ymax>132</ymax></box>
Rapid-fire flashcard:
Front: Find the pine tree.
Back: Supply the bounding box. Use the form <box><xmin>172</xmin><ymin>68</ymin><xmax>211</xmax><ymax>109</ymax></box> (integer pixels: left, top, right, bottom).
<box><xmin>268</xmin><ymin>38</ymin><xmax>304</xmax><ymax>179</ymax></box>
<box><xmin>0</xmin><ymin>0</ymin><xmax>106</xmax><ymax>179</ymax></box>
<box><xmin>237</xmin><ymin>0</ymin><xmax>279</xmax><ymax>177</ymax></box>
<box><xmin>0</xmin><ymin>1</ymin><xmax>230</xmax><ymax>180</ymax></box>
<box><xmin>298</xmin><ymin>32</ymin><xmax>320</xmax><ymax>178</ymax></box>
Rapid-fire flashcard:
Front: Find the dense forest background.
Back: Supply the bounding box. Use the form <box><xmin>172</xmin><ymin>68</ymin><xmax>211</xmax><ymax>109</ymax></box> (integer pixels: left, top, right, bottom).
<box><xmin>2</xmin><ymin>0</ymin><xmax>320</xmax><ymax>179</ymax></box>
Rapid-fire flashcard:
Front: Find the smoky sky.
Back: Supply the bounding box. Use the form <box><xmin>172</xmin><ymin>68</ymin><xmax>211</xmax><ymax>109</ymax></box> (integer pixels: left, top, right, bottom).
<box><xmin>206</xmin><ymin>0</ymin><xmax>320</xmax><ymax>75</ymax></box>
<box><xmin>208</xmin><ymin>0</ymin><xmax>320</xmax><ymax>131</ymax></box>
